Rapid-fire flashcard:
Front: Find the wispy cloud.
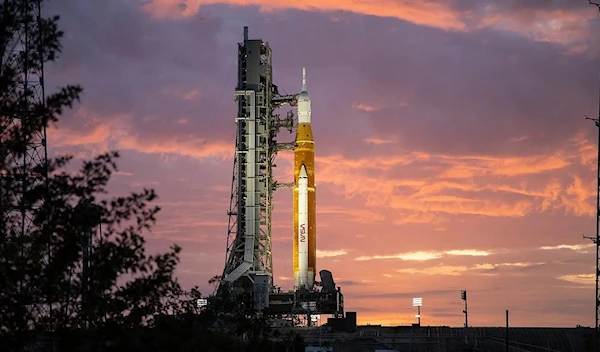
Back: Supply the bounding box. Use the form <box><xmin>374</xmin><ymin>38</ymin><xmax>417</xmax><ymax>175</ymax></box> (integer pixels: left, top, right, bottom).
<box><xmin>539</xmin><ymin>244</ymin><xmax>595</xmax><ymax>253</ymax></box>
<box><xmin>353</xmin><ymin>103</ymin><xmax>385</xmax><ymax>113</ymax></box>
<box><xmin>509</xmin><ymin>135</ymin><xmax>529</xmax><ymax>142</ymax></box>
<box><xmin>396</xmin><ymin>262</ymin><xmax>545</xmax><ymax>276</ymax></box>
<box><xmin>316</xmin><ymin>249</ymin><xmax>348</xmax><ymax>258</ymax></box>
<box><xmin>444</xmin><ymin>250</ymin><xmax>491</xmax><ymax>257</ymax></box>
<box><xmin>355</xmin><ymin>249</ymin><xmax>492</xmax><ymax>262</ymax></box>
<box><xmin>558</xmin><ymin>274</ymin><xmax>595</xmax><ymax>285</ymax></box>
<box><xmin>364</xmin><ymin>137</ymin><xmax>397</xmax><ymax>145</ymax></box>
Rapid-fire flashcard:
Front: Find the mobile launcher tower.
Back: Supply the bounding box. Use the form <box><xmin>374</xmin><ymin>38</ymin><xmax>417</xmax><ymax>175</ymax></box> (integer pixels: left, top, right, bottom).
<box><xmin>219</xmin><ymin>27</ymin><xmax>344</xmax><ymax>325</ymax></box>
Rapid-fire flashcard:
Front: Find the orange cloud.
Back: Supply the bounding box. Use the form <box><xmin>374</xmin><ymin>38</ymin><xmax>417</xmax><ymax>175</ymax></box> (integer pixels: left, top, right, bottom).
<box><xmin>142</xmin><ymin>1</ymin><xmax>594</xmax><ymax>47</ymax></box>
<box><xmin>387</xmin><ymin>196</ymin><xmax>532</xmax><ymax>218</ymax></box>
<box><xmin>313</xmin><ymin>135</ymin><xmax>596</xmax><ymax>220</ymax></box>
<box><xmin>51</xmin><ymin>120</ymin><xmax>114</xmax><ymax>146</ymax></box>
<box><xmin>438</xmin><ymin>154</ymin><xmax>571</xmax><ymax>178</ymax></box>
<box><xmin>393</xmin><ymin>211</ymin><xmax>436</xmax><ymax>225</ymax></box>
<box><xmin>142</xmin><ymin>0</ymin><xmax>467</xmax><ymax>31</ymax></box>
<box><xmin>555</xmin><ymin>175</ymin><xmax>595</xmax><ymax>216</ymax></box>
<box><xmin>49</xmin><ymin>113</ymin><xmax>232</xmax><ymax>161</ymax></box>
<box><xmin>571</xmin><ymin>132</ymin><xmax>597</xmax><ymax>167</ymax></box>
<box><xmin>119</xmin><ymin>134</ymin><xmax>232</xmax><ymax>160</ymax></box>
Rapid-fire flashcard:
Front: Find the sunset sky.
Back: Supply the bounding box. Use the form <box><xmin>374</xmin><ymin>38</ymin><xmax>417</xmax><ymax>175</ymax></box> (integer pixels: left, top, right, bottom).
<box><xmin>45</xmin><ymin>0</ymin><xmax>600</xmax><ymax>327</ymax></box>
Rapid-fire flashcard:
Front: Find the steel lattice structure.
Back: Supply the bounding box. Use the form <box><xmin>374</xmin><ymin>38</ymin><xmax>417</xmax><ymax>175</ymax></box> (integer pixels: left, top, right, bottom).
<box><xmin>0</xmin><ymin>0</ymin><xmax>50</xmax><ymax>330</ymax></box>
<box><xmin>220</xmin><ymin>27</ymin><xmax>295</xmax><ymax>309</ymax></box>
<box><xmin>585</xmin><ymin>115</ymin><xmax>600</xmax><ymax>351</ymax></box>
<box><xmin>587</xmin><ymin>4</ymin><xmax>600</xmax><ymax>350</ymax></box>
<box><xmin>585</xmin><ymin>109</ymin><xmax>600</xmax><ymax>350</ymax></box>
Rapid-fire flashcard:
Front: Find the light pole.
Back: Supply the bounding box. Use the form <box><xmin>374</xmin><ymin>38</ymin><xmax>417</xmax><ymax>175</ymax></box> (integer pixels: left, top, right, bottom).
<box><xmin>461</xmin><ymin>290</ymin><xmax>468</xmax><ymax>328</ymax></box>
<box><xmin>413</xmin><ymin>297</ymin><xmax>423</xmax><ymax>326</ymax></box>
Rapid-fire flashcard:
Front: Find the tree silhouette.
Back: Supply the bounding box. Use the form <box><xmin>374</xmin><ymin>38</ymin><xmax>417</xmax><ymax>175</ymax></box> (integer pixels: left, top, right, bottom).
<box><xmin>0</xmin><ymin>0</ymin><xmax>186</xmax><ymax>342</ymax></box>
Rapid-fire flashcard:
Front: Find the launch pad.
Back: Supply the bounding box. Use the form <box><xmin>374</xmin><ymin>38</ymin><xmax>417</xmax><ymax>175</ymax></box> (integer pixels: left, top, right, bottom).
<box><xmin>268</xmin><ymin>269</ymin><xmax>344</xmax><ymax>320</ymax></box>
<box><xmin>217</xmin><ymin>27</ymin><xmax>345</xmax><ymax>325</ymax></box>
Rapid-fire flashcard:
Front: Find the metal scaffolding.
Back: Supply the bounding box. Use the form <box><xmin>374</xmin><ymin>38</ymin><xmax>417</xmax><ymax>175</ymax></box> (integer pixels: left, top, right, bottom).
<box><xmin>0</xmin><ymin>0</ymin><xmax>51</xmax><ymax>331</ymax></box>
<box><xmin>220</xmin><ymin>27</ymin><xmax>294</xmax><ymax>310</ymax></box>
<box><xmin>586</xmin><ymin>4</ymin><xmax>600</xmax><ymax>349</ymax></box>
<box><xmin>585</xmin><ymin>111</ymin><xmax>600</xmax><ymax>350</ymax></box>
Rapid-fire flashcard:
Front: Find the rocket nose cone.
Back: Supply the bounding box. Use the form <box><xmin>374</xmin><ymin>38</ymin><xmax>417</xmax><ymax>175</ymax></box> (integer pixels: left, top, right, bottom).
<box><xmin>299</xmin><ymin>164</ymin><xmax>308</xmax><ymax>178</ymax></box>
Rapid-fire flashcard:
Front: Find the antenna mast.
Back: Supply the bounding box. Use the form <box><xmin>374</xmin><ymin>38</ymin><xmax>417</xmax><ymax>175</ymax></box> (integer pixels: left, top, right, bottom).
<box><xmin>586</xmin><ymin>4</ymin><xmax>600</xmax><ymax>347</ymax></box>
<box><xmin>584</xmin><ymin>107</ymin><xmax>600</xmax><ymax>350</ymax></box>
<box><xmin>586</xmin><ymin>5</ymin><xmax>600</xmax><ymax>350</ymax></box>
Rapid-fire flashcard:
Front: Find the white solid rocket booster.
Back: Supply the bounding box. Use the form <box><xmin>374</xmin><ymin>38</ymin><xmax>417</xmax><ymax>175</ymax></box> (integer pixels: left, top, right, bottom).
<box><xmin>297</xmin><ymin>164</ymin><xmax>309</xmax><ymax>288</ymax></box>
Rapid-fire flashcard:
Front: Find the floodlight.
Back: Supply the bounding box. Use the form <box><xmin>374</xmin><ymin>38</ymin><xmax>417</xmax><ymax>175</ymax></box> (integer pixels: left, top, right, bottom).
<box><xmin>197</xmin><ymin>298</ymin><xmax>208</xmax><ymax>308</ymax></box>
<box><xmin>412</xmin><ymin>297</ymin><xmax>423</xmax><ymax>325</ymax></box>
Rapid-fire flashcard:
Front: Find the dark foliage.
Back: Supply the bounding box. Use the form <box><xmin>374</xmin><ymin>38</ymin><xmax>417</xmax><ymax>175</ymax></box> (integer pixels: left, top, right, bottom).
<box><xmin>0</xmin><ymin>0</ymin><xmax>188</xmax><ymax>338</ymax></box>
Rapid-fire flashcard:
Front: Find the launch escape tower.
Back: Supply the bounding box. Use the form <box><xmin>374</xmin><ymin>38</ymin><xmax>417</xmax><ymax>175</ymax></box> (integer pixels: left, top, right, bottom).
<box><xmin>0</xmin><ymin>0</ymin><xmax>52</xmax><ymax>330</ymax></box>
<box><xmin>221</xmin><ymin>27</ymin><xmax>296</xmax><ymax>309</ymax></box>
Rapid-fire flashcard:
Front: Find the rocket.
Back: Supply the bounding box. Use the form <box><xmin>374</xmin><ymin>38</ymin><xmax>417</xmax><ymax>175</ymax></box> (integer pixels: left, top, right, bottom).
<box><xmin>293</xmin><ymin>68</ymin><xmax>316</xmax><ymax>290</ymax></box>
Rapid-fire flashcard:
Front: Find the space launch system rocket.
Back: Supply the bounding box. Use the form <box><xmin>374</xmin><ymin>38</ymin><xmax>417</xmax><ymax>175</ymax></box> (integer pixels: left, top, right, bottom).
<box><xmin>293</xmin><ymin>68</ymin><xmax>316</xmax><ymax>290</ymax></box>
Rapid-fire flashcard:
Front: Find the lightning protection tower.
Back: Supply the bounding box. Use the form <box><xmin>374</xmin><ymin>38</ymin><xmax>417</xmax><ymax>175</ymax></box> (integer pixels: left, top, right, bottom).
<box><xmin>220</xmin><ymin>27</ymin><xmax>295</xmax><ymax>311</ymax></box>
<box><xmin>587</xmin><ymin>3</ymin><xmax>600</xmax><ymax>348</ymax></box>
<box><xmin>585</xmin><ymin>98</ymin><xmax>600</xmax><ymax>350</ymax></box>
<box><xmin>0</xmin><ymin>0</ymin><xmax>51</xmax><ymax>331</ymax></box>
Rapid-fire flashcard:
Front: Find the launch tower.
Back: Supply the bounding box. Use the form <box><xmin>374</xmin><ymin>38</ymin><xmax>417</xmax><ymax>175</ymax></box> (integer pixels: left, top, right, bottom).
<box><xmin>220</xmin><ymin>27</ymin><xmax>295</xmax><ymax>309</ymax></box>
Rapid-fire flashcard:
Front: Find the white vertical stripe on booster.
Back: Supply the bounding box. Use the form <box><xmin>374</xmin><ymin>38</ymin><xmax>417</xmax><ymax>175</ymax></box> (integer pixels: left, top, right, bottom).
<box><xmin>298</xmin><ymin>164</ymin><xmax>309</xmax><ymax>288</ymax></box>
